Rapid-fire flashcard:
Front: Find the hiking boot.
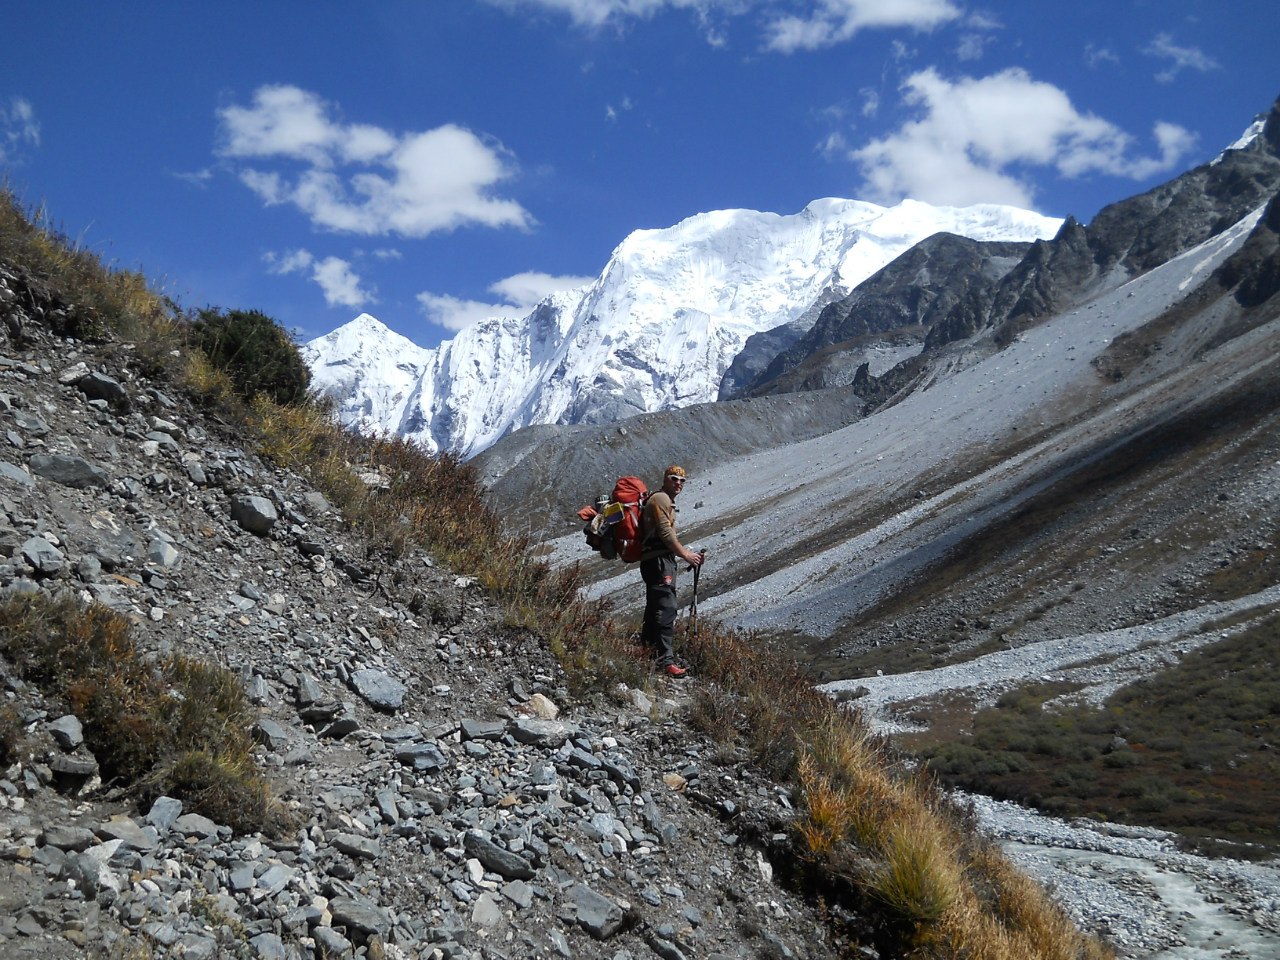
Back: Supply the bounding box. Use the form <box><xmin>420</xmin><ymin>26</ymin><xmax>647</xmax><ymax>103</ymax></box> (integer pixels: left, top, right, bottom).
<box><xmin>660</xmin><ymin>662</ymin><xmax>689</xmax><ymax>679</ymax></box>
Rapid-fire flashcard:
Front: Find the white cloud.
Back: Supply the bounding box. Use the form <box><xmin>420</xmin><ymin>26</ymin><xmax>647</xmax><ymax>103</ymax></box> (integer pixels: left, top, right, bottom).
<box><xmin>1084</xmin><ymin>43</ymin><xmax>1120</xmax><ymax>69</ymax></box>
<box><xmin>417</xmin><ymin>293</ymin><xmax>519</xmax><ymax>332</ymax></box>
<box><xmin>818</xmin><ymin>130</ymin><xmax>851</xmax><ymax>160</ymax></box>
<box><xmin>265</xmin><ymin>249</ymin><xmax>316</xmax><ymax>275</ymax></box>
<box><xmin>265</xmin><ymin>248</ymin><xmax>376</xmax><ymax>309</ymax></box>
<box><xmin>0</xmin><ymin>96</ymin><xmax>40</xmax><ymax>164</ymax></box>
<box><xmin>311</xmin><ymin>257</ymin><xmax>375</xmax><ymax>308</ymax></box>
<box><xmin>483</xmin><ymin>0</ymin><xmax>731</xmax><ymax>30</ymax></box>
<box><xmin>1143</xmin><ymin>33</ymin><xmax>1220</xmax><ymax>85</ymax></box>
<box><xmin>172</xmin><ymin>168</ymin><xmax>215</xmax><ymax>188</ymax></box>
<box><xmin>218</xmin><ymin>85</ymin><xmax>532</xmax><ymax>238</ymax></box>
<box><xmin>491</xmin><ymin>270</ymin><xmax>594</xmax><ymax>304</ymax></box>
<box><xmin>764</xmin><ymin>0</ymin><xmax>962</xmax><ymax>53</ymax></box>
<box><xmin>418</xmin><ymin>271</ymin><xmax>593</xmax><ymax>332</ymax></box>
<box><xmin>955</xmin><ymin>32</ymin><xmax>989</xmax><ymax>62</ymax></box>
<box><xmin>486</xmin><ymin>0</ymin><xmax>961</xmax><ymax>50</ymax></box>
<box><xmin>605</xmin><ymin>96</ymin><xmax>634</xmax><ymax>122</ymax></box>
<box><xmin>848</xmin><ymin>68</ymin><xmax>1197</xmax><ymax>208</ymax></box>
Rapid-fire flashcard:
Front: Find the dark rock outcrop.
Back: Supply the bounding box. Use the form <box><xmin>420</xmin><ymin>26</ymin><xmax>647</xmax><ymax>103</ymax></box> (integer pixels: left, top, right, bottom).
<box><xmin>745</xmin><ymin>233</ymin><xmax>1031</xmax><ymax>396</ymax></box>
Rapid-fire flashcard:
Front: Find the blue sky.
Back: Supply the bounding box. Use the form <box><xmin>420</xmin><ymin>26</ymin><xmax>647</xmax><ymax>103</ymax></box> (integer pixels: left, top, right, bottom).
<box><xmin>2</xmin><ymin>1</ymin><xmax>1276</xmax><ymax>350</ymax></box>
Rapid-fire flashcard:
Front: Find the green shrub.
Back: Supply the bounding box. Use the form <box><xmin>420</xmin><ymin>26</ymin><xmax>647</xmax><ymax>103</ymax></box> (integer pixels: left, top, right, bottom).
<box><xmin>191</xmin><ymin>307</ymin><xmax>310</xmax><ymax>406</ymax></box>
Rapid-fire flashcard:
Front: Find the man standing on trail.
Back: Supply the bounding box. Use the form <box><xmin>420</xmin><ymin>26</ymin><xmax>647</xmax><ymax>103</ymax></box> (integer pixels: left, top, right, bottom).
<box><xmin>640</xmin><ymin>465</ymin><xmax>704</xmax><ymax>678</ymax></box>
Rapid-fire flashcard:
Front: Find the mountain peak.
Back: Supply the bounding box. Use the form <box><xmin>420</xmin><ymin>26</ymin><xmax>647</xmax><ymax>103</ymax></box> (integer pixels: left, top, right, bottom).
<box><xmin>306</xmin><ymin>197</ymin><xmax>1060</xmax><ymax>456</ymax></box>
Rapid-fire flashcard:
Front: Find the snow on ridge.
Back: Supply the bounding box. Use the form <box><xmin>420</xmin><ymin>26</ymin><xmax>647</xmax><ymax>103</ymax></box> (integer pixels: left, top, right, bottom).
<box><xmin>305</xmin><ymin>199</ymin><xmax>1062</xmax><ymax>456</ymax></box>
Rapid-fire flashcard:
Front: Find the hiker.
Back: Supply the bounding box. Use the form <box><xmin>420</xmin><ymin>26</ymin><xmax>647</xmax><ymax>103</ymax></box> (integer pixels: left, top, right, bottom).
<box><xmin>639</xmin><ymin>465</ymin><xmax>704</xmax><ymax>678</ymax></box>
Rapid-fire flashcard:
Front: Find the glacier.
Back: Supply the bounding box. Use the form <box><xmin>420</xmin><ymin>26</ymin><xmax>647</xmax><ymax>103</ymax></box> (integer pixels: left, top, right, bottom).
<box><xmin>304</xmin><ymin>198</ymin><xmax>1062</xmax><ymax>457</ymax></box>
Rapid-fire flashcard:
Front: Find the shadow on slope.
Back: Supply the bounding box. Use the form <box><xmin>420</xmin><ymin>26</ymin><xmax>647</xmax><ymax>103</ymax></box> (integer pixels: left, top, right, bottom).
<box><xmin>472</xmin><ymin>385</ymin><xmax>867</xmax><ymax>540</ymax></box>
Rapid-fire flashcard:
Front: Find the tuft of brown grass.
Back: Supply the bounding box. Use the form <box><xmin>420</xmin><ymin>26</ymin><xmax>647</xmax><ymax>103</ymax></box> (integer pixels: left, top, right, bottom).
<box><xmin>0</xmin><ymin>593</ymin><xmax>290</xmax><ymax>836</ymax></box>
<box><xmin>0</xmin><ymin>186</ymin><xmax>172</xmax><ymax>341</ymax></box>
<box><xmin>681</xmin><ymin>621</ymin><xmax>1112</xmax><ymax>959</ymax></box>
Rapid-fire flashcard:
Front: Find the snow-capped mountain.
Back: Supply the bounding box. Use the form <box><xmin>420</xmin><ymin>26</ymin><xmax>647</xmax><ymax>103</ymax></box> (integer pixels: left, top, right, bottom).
<box><xmin>305</xmin><ymin>198</ymin><xmax>1061</xmax><ymax>457</ymax></box>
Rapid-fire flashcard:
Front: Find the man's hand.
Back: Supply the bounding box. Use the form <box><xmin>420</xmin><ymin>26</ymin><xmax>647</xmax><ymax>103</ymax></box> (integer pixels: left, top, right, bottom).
<box><xmin>682</xmin><ymin>548</ymin><xmax>705</xmax><ymax>568</ymax></box>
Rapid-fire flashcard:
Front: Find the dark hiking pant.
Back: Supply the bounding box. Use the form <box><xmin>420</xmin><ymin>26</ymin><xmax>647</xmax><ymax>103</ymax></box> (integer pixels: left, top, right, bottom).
<box><xmin>640</xmin><ymin>553</ymin><xmax>678</xmax><ymax>665</ymax></box>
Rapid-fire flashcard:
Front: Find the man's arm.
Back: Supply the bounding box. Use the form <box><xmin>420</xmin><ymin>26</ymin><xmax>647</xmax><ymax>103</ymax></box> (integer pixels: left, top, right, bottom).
<box><xmin>650</xmin><ymin>494</ymin><xmax>703</xmax><ymax>567</ymax></box>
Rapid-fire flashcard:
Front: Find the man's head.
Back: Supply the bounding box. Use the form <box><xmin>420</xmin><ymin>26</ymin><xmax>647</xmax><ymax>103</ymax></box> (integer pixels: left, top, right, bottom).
<box><xmin>662</xmin><ymin>464</ymin><xmax>687</xmax><ymax>497</ymax></box>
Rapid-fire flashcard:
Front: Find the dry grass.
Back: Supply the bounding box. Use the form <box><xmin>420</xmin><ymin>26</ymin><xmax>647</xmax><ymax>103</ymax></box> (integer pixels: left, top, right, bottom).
<box><xmin>684</xmin><ymin>624</ymin><xmax>1111</xmax><ymax>958</ymax></box>
<box><xmin>0</xmin><ymin>186</ymin><xmax>172</xmax><ymax>340</ymax></box>
<box><xmin>0</xmin><ymin>593</ymin><xmax>290</xmax><ymax>836</ymax></box>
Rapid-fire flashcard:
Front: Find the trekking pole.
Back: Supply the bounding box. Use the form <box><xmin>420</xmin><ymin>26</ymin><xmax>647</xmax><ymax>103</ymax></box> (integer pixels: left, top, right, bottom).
<box><xmin>687</xmin><ymin>549</ymin><xmax>705</xmax><ymax>643</ymax></box>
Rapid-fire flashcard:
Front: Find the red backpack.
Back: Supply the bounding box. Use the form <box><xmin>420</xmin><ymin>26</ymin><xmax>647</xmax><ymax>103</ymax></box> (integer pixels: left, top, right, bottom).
<box><xmin>577</xmin><ymin>476</ymin><xmax>650</xmax><ymax>563</ymax></box>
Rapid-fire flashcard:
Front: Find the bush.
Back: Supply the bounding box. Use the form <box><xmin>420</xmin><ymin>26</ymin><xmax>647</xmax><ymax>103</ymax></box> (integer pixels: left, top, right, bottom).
<box><xmin>0</xmin><ymin>592</ymin><xmax>289</xmax><ymax>836</ymax></box>
<box><xmin>191</xmin><ymin>307</ymin><xmax>310</xmax><ymax>406</ymax></box>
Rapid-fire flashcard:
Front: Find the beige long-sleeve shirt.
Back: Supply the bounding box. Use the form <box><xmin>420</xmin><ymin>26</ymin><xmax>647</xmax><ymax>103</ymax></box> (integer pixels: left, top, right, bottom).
<box><xmin>641</xmin><ymin>490</ymin><xmax>679</xmax><ymax>557</ymax></box>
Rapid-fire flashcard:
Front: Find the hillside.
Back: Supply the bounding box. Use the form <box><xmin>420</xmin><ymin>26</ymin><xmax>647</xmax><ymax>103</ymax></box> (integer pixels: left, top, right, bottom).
<box><xmin>471</xmin><ymin>99</ymin><xmax>1280</xmax><ymax>941</ymax></box>
<box><xmin>0</xmin><ymin>261</ymin><xmax>850</xmax><ymax>958</ymax></box>
<box><xmin>0</xmin><ymin>197</ymin><xmax>1118</xmax><ymax>959</ymax></box>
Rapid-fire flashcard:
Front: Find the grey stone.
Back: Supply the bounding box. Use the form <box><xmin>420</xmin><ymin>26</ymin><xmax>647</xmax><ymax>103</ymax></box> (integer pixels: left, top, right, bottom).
<box><xmin>230</xmin><ymin>494</ymin><xmax>278</xmax><ymax>535</ymax></box>
<box><xmin>145</xmin><ymin>796</ymin><xmax>183</xmax><ymax>832</ymax></box>
<box><xmin>20</xmin><ymin>536</ymin><xmax>65</xmax><ymax>574</ymax></box>
<box><xmin>15</xmin><ymin>913</ymin><xmax>44</xmax><ymax>936</ymax></box>
<box><xmin>11</xmin><ymin>411</ymin><xmax>49</xmax><ymax>436</ymax></box>
<box><xmin>146</xmin><ymin>538</ymin><xmax>181</xmax><ymax>568</ymax></box>
<box><xmin>96</xmin><ymin>817</ymin><xmax>158</xmax><ymax>852</ymax></box>
<box><xmin>254</xmin><ymin>863</ymin><xmax>295</xmax><ymax>898</ymax></box>
<box><xmin>647</xmin><ymin>937</ymin><xmax>689</xmax><ymax>960</ymax></box>
<box><xmin>350</xmin><ymin>668</ymin><xmax>406</xmax><ymax>712</ymax></box>
<box><xmin>41</xmin><ymin>824</ymin><xmax>96</xmax><ymax>851</ymax></box>
<box><xmin>374</xmin><ymin>788</ymin><xmax>400</xmax><ymax>824</ymax></box>
<box><xmin>571</xmin><ymin>883</ymin><xmax>624</xmax><ymax>939</ymax></box>
<box><xmin>312</xmin><ymin>926</ymin><xmax>354</xmax><ymax>958</ymax></box>
<box><xmin>296</xmin><ymin>674</ymin><xmax>324</xmax><ymax>706</ymax></box>
<box><xmin>501</xmin><ymin>879</ymin><xmax>534</xmax><ymax>909</ymax></box>
<box><xmin>460</xmin><ymin>718</ymin><xmax>506</xmax><ymax>741</ymax></box>
<box><xmin>332</xmin><ymin>832</ymin><xmax>381</xmax><ymax>860</ymax></box>
<box><xmin>472</xmin><ymin>891</ymin><xmax>503</xmax><ymax>927</ymax></box>
<box><xmin>463</xmin><ymin>831</ymin><xmax>535</xmax><ymax>880</ymax></box>
<box><xmin>48</xmin><ymin>752</ymin><xmax>99</xmax><ymax>786</ymax></box>
<box><xmin>47</xmin><ymin>714</ymin><xmax>84</xmax><ymax>749</ymax></box>
<box><xmin>509</xmin><ymin>718</ymin><xmax>571</xmax><ymax>748</ymax></box>
<box><xmin>253</xmin><ymin>718</ymin><xmax>290</xmax><ymax>751</ymax></box>
<box><xmin>172</xmin><ymin>812</ymin><xmax>221</xmax><ymax>839</ymax></box>
<box><xmin>229</xmin><ymin>864</ymin><xmax>255</xmax><ymax>892</ymax></box>
<box><xmin>0</xmin><ymin>460</ymin><xmax>33</xmax><ymax>488</ymax></box>
<box><xmin>177</xmin><ymin>934</ymin><xmax>219</xmax><ymax>960</ymax></box>
<box><xmin>28</xmin><ymin>453</ymin><xmax>110</xmax><ymax>489</ymax></box>
<box><xmin>69</xmin><ymin>840</ymin><xmax>124</xmax><ymax>901</ymax></box>
<box><xmin>77</xmin><ymin>371</ymin><xmax>129</xmax><ymax>408</ymax></box>
<box><xmin>395</xmin><ymin>741</ymin><xmax>447</xmax><ymax>772</ymax></box>
<box><xmin>302</xmin><ymin>491</ymin><xmax>332</xmax><ymax>516</ymax></box>
<box><xmin>249</xmin><ymin>932</ymin><xmax>288</xmax><ymax>959</ymax></box>
<box><xmin>328</xmin><ymin>896</ymin><xmax>390</xmax><ymax>938</ymax></box>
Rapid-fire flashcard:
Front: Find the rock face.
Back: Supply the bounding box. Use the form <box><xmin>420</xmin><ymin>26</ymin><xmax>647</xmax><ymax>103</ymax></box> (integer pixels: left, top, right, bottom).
<box><xmin>924</xmin><ymin>97</ymin><xmax>1280</xmax><ymax>351</ymax></box>
<box><xmin>0</xmin><ymin>260</ymin><xmax>857</xmax><ymax>959</ymax></box>
<box><xmin>736</xmin><ymin>234</ymin><xmax>1032</xmax><ymax>398</ymax></box>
